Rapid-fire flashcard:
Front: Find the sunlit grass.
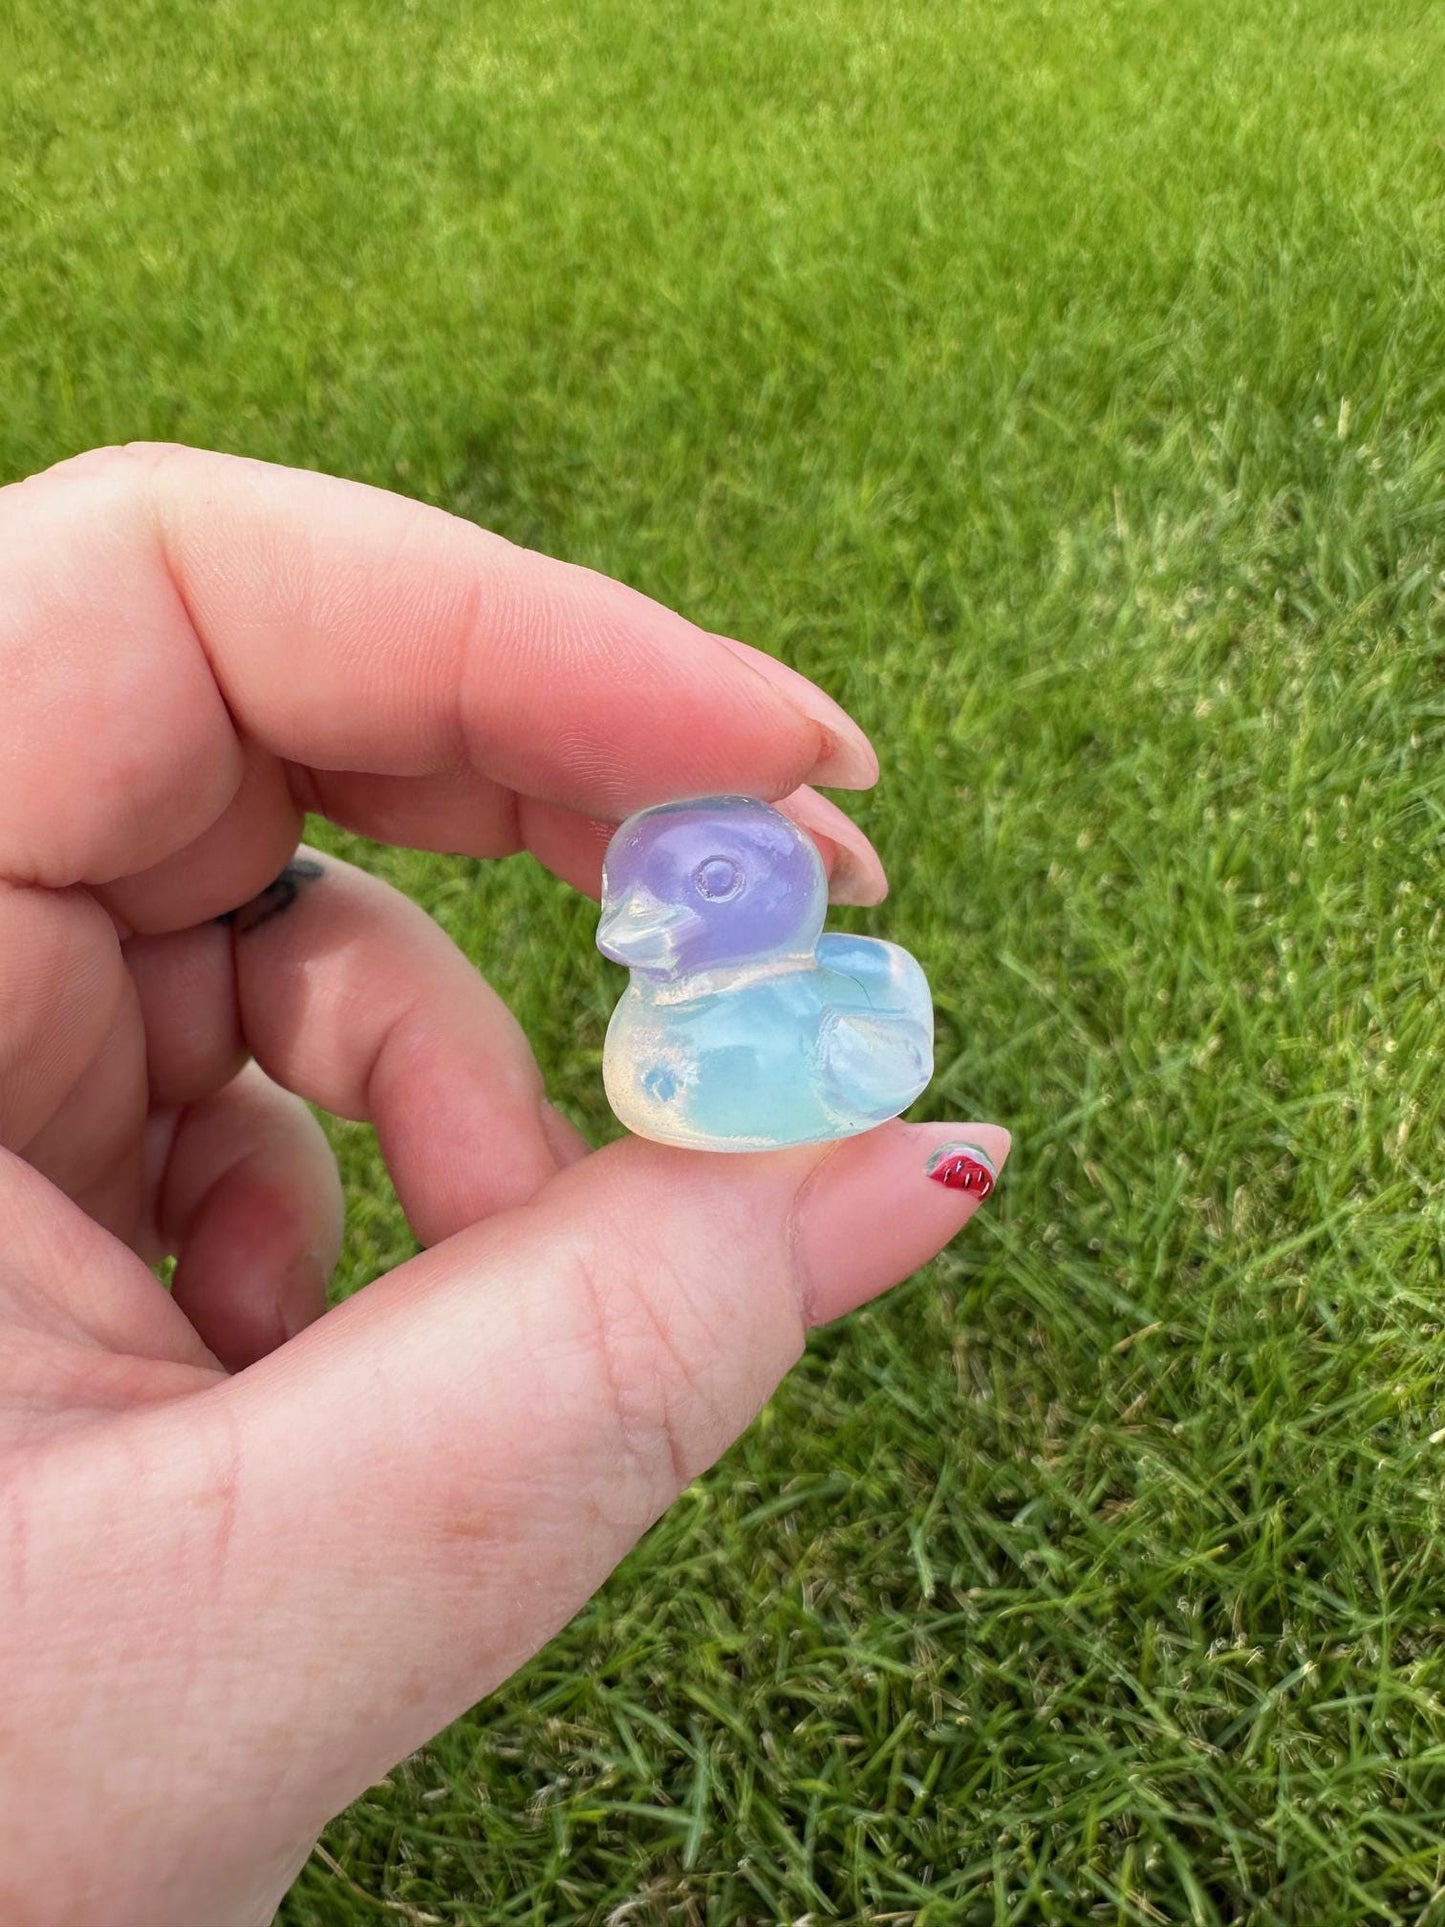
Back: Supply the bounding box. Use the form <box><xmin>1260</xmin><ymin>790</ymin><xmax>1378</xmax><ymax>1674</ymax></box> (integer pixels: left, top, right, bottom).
<box><xmin>4</xmin><ymin>0</ymin><xmax>1445</xmax><ymax>1918</ymax></box>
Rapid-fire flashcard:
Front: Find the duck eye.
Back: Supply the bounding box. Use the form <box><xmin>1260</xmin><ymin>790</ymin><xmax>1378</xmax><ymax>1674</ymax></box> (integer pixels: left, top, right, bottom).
<box><xmin>694</xmin><ymin>856</ymin><xmax>743</xmax><ymax>902</ymax></box>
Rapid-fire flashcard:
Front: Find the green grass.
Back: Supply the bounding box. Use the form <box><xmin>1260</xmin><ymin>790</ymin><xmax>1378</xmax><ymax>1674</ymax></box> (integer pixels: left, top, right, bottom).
<box><xmin>5</xmin><ymin>0</ymin><xmax>1445</xmax><ymax>1919</ymax></box>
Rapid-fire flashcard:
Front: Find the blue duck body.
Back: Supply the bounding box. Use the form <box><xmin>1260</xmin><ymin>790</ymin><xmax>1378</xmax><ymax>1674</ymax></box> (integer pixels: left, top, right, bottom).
<box><xmin>597</xmin><ymin>796</ymin><xmax>933</xmax><ymax>1151</ymax></box>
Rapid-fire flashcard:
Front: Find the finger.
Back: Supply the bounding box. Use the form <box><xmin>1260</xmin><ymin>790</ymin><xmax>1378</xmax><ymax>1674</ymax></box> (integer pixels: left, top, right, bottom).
<box><xmin>776</xmin><ymin>786</ymin><xmax>888</xmax><ymax>906</ymax></box>
<box><xmin>0</xmin><ymin>881</ymin><xmax>124</xmax><ymax>1149</ymax></box>
<box><xmin>129</xmin><ymin>847</ymin><xmax>583</xmax><ymax>1243</ymax></box>
<box><xmin>479</xmin><ymin>782</ymin><xmax>888</xmax><ymax>903</ymax></box>
<box><xmin>229</xmin><ymin>849</ymin><xmax>580</xmax><ymax>1243</ymax></box>
<box><xmin>103</xmin><ymin>735</ymin><xmax>304</xmax><ymax>933</ymax></box>
<box><xmin>2</xmin><ymin>444</ymin><xmax>876</xmax><ymax>914</ymax></box>
<box><xmin>111</xmin><ymin>764</ymin><xmax>889</xmax><ymax>922</ymax></box>
<box><xmin>180</xmin><ymin>1119</ymin><xmax>1010</xmax><ymax>1839</ymax></box>
<box><xmin>150</xmin><ymin>1064</ymin><xmax>343</xmax><ymax>1372</ymax></box>
<box><xmin>123</xmin><ymin>919</ymin><xmax>245</xmax><ymax>1108</ymax></box>
<box><xmin>0</xmin><ymin>881</ymin><xmax>149</xmax><ymax>1241</ymax></box>
<box><xmin>0</xmin><ymin>1145</ymin><xmax>215</xmax><ymax>1377</ymax></box>
<box><xmin>18</xmin><ymin>974</ymin><xmax>148</xmax><ymax>1244</ymax></box>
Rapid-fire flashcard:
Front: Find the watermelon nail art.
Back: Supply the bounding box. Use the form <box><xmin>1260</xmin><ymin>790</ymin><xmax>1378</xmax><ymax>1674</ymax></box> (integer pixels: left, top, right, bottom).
<box><xmin>925</xmin><ymin>1142</ymin><xmax>997</xmax><ymax>1198</ymax></box>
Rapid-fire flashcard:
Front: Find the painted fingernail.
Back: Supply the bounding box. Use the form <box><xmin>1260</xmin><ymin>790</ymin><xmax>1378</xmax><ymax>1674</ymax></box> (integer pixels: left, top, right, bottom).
<box><xmin>926</xmin><ymin>1142</ymin><xmax>998</xmax><ymax>1199</ymax></box>
<box><xmin>713</xmin><ymin>635</ymin><xmax>880</xmax><ymax>789</ymax></box>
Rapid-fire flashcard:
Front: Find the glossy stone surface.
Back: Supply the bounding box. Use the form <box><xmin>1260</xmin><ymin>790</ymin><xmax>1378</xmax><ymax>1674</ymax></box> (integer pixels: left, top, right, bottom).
<box><xmin>597</xmin><ymin>795</ymin><xmax>934</xmax><ymax>1150</ymax></box>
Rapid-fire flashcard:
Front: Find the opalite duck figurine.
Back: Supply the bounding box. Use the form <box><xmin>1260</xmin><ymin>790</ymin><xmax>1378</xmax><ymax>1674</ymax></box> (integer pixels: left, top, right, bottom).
<box><xmin>597</xmin><ymin>795</ymin><xmax>934</xmax><ymax>1150</ymax></box>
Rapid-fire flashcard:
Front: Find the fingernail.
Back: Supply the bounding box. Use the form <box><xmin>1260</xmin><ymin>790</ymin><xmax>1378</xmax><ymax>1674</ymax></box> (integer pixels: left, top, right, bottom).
<box><xmin>777</xmin><ymin>786</ymin><xmax>889</xmax><ymax>906</ymax></box>
<box><xmin>713</xmin><ymin>636</ymin><xmax>880</xmax><ymax>789</ymax></box>
<box><xmin>793</xmin><ymin>1121</ymin><xmax>1012</xmax><ymax>1325</ymax></box>
<box><xmin>925</xmin><ymin>1142</ymin><xmax>998</xmax><ymax>1197</ymax></box>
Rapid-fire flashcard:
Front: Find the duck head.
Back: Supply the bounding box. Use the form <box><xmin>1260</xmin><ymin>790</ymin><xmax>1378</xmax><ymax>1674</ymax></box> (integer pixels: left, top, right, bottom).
<box><xmin>597</xmin><ymin>795</ymin><xmax>828</xmax><ymax>981</ymax></box>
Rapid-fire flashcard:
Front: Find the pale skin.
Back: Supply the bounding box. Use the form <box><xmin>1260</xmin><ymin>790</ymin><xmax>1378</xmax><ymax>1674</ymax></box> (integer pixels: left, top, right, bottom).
<box><xmin>0</xmin><ymin>444</ymin><xmax>1011</xmax><ymax>1927</ymax></box>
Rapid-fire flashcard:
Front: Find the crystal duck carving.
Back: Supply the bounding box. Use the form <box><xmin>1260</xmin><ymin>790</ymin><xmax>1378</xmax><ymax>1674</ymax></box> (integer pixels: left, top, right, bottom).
<box><xmin>597</xmin><ymin>795</ymin><xmax>934</xmax><ymax>1150</ymax></box>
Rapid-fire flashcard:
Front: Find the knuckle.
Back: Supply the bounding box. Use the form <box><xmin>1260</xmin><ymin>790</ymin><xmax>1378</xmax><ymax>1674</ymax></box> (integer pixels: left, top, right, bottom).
<box><xmin>1</xmin><ymin>442</ymin><xmax>188</xmax><ymax>534</ymax></box>
<box><xmin>34</xmin><ymin>440</ymin><xmax>177</xmax><ymax>491</ymax></box>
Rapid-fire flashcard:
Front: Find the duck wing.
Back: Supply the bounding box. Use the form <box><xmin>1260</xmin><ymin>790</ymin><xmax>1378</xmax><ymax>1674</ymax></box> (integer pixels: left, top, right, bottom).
<box><xmin>812</xmin><ymin>936</ymin><xmax>934</xmax><ymax>1124</ymax></box>
<box><xmin>817</xmin><ymin>1007</ymin><xmax>932</xmax><ymax>1123</ymax></box>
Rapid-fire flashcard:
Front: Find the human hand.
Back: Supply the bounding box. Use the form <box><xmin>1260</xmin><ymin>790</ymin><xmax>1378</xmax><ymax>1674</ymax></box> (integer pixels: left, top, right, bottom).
<box><xmin>0</xmin><ymin>445</ymin><xmax>1010</xmax><ymax>1927</ymax></box>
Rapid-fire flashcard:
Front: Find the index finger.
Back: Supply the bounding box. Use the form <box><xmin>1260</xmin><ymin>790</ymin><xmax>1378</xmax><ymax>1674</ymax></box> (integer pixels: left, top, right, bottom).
<box><xmin>0</xmin><ymin>443</ymin><xmax>877</xmax><ymax>893</ymax></box>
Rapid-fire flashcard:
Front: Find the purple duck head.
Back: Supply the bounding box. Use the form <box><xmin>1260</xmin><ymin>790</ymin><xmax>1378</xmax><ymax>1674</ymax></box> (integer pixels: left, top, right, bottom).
<box><xmin>597</xmin><ymin>796</ymin><xmax>827</xmax><ymax>980</ymax></box>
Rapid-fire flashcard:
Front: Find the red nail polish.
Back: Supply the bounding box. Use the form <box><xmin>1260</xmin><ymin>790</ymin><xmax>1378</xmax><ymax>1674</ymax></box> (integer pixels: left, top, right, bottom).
<box><xmin>926</xmin><ymin>1143</ymin><xmax>997</xmax><ymax>1198</ymax></box>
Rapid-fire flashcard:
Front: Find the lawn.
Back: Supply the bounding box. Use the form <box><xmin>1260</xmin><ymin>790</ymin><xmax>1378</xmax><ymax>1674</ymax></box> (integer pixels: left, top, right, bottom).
<box><xmin>4</xmin><ymin>0</ymin><xmax>1445</xmax><ymax>1919</ymax></box>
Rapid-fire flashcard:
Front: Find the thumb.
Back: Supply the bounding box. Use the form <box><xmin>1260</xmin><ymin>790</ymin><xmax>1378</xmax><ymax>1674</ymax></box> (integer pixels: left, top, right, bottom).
<box><xmin>215</xmin><ymin>1118</ymin><xmax>1010</xmax><ymax>1822</ymax></box>
<box><xmin>46</xmin><ymin>1118</ymin><xmax>1007</xmax><ymax>1921</ymax></box>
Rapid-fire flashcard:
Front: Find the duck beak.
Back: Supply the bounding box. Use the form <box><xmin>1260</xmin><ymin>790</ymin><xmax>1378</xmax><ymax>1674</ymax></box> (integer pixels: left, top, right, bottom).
<box><xmin>597</xmin><ymin>892</ymin><xmax>697</xmax><ymax>970</ymax></box>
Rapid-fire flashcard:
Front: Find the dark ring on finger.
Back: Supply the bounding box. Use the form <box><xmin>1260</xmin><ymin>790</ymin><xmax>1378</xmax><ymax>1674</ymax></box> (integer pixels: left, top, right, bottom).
<box><xmin>215</xmin><ymin>856</ymin><xmax>326</xmax><ymax>934</ymax></box>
